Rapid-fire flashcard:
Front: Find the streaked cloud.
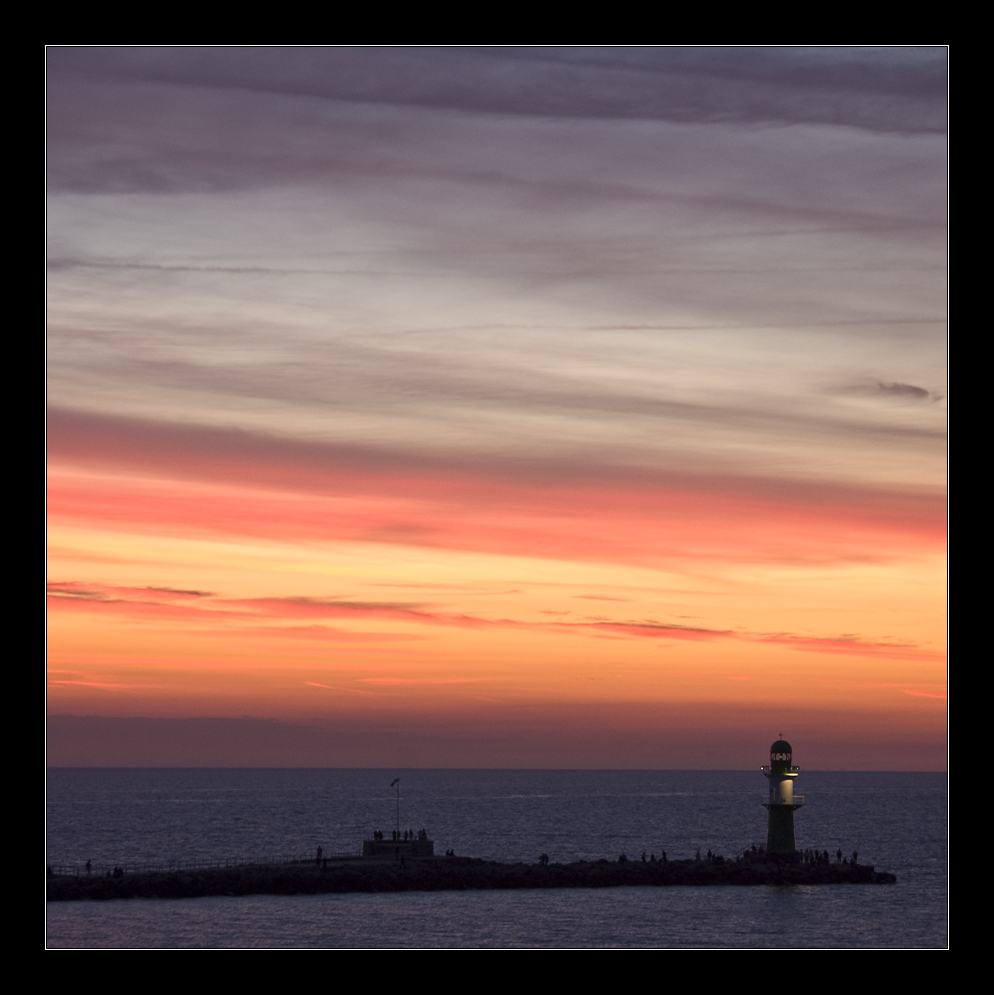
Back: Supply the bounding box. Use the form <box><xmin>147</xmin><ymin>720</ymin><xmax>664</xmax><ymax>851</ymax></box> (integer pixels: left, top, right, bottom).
<box><xmin>358</xmin><ymin>677</ymin><xmax>486</xmax><ymax>685</ymax></box>
<box><xmin>46</xmin><ymin>580</ymin><xmax>942</xmax><ymax>662</ymax></box>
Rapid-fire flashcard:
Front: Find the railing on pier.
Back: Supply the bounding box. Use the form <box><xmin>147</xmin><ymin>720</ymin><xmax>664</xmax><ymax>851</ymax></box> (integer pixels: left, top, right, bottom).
<box><xmin>46</xmin><ymin>852</ymin><xmax>362</xmax><ymax>878</ymax></box>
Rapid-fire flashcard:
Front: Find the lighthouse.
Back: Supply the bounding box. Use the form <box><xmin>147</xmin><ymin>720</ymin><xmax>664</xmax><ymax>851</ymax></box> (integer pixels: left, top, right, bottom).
<box><xmin>761</xmin><ymin>737</ymin><xmax>804</xmax><ymax>854</ymax></box>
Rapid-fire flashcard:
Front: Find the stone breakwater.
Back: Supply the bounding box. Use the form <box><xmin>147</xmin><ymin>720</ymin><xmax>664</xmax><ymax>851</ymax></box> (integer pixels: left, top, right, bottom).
<box><xmin>47</xmin><ymin>855</ymin><xmax>896</xmax><ymax>901</ymax></box>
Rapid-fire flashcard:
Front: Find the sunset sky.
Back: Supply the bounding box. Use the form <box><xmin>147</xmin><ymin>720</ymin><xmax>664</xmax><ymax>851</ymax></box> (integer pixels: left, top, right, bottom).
<box><xmin>47</xmin><ymin>48</ymin><xmax>946</xmax><ymax>769</ymax></box>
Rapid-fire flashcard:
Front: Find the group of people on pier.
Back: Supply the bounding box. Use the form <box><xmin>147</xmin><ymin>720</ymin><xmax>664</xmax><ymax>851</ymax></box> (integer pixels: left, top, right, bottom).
<box><xmin>370</xmin><ymin>828</ymin><xmax>428</xmax><ymax>842</ymax></box>
<box><xmin>801</xmin><ymin>848</ymin><xmax>858</xmax><ymax>865</ymax></box>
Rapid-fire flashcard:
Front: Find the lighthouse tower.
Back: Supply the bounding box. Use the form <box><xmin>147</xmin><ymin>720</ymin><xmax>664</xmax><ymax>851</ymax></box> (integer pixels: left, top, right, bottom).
<box><xmin>761</xmin><ymin>737</ymin><xmax>804</xmax><ymax>854</ymax></box>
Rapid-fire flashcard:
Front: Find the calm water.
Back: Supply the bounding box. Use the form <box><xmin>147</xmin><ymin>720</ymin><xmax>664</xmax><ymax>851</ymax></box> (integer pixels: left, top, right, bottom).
<box><xmin>46</xmin><ymin>769</ymin><xmax>947</xmax><ymax>948</ymax></box>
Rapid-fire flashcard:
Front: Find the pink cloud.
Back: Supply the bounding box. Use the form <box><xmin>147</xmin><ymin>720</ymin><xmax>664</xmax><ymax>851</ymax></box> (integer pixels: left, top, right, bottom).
<box><xmin>48</xmin><ymin>408</ymin><xmax>946</xmax><ymax>572</ymax></box>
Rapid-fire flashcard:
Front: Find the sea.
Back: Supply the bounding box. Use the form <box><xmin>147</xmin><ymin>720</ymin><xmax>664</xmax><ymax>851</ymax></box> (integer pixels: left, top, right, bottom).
<box><xmin>46</xmin><ymin>769</ymin><xmax>947</xmax><ymax>949</ymax></box>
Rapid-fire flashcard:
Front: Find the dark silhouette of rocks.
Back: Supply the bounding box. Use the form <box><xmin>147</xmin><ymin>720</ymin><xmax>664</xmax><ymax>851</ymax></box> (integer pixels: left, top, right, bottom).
<box><xmin>47</xmin><ymin>852</ymin><xmax>896</xmax><ymax>902</ymax></box>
